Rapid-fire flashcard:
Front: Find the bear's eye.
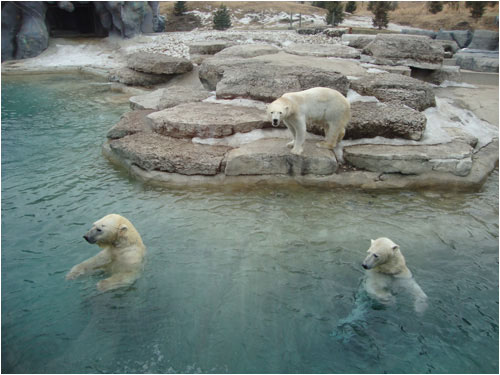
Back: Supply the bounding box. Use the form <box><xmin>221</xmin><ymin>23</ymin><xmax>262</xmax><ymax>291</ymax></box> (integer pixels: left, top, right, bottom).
<box><xmin>96</xmin><ymin>228</ymin><xmax>102</xmax><ymax>232</ymax></box>
<box><xmin>373</xmin><ymin>254</ymin><xmax>379</xmax><ymax>258</ymax></box>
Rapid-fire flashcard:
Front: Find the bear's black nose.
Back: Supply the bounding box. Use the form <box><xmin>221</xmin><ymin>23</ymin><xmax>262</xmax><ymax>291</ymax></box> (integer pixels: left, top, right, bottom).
<box><xmin>362</xmin><ymin>264</ymin><xmax>368</xmax><ymax>269</ymax></box>
<box><xmin>272</xmin><ymin>119</ymin><xmax>278</xmax><ymax>126</ymax></box>
<box><xmin>83</xmin><ymin>235</ymin><xmax>90</xmax><ymax>243</ymax></box>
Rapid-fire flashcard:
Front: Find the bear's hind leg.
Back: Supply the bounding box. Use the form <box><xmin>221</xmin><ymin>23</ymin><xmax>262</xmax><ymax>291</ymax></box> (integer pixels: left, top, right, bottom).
<box><xmin>97</xmin><ymin>272</ymin><xmax>138</xmax><ymax>292</ymax></box>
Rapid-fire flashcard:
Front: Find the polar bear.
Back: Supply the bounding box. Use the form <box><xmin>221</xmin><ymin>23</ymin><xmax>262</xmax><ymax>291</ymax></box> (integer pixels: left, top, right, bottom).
<box><xmin>66</xmin><ymin>214</ymin><xmax>146</xmax><ymax>292</ymax></box>
<box><xmin>267</xmin><ymin>87</ymin><xmax>350</xmax><ymax>155</ymax></box>
<box><xmin>362</xmin><ymin>237</ymin><xmax>428</xmax><ymax>314</ymax></box>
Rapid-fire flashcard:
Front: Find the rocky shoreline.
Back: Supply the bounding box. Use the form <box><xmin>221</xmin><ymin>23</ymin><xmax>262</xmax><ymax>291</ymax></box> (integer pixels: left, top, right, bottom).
<box><xmin>3</xmin><ymin>30</ymin><xmax>498</xmax><ymax>191</ymax></box>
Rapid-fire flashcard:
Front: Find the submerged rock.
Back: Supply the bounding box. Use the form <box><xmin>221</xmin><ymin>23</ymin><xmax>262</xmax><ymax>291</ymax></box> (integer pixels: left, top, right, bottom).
<box><xmin>108</xmin><ymin>67</ymin><xmax>172</xmax><ymax>86</ymax></box>
<box><xmin>147</xmin><ymin>102</ymin><xmax>269</xmax><ymax>139</ymax></box>
<box><xmin>109</xmin><ymin>133</ymin><xmax>231</xmax><ymax>176</ymax></box>
<box><xmin>225</xmin><ymin>138</ymin><xmax>337</xmax><ymax>176</ymax></box>
<box><xmin>350</xmin><ymin>73</ymin><xmax>436</xmax><ymax>111</ymax></box>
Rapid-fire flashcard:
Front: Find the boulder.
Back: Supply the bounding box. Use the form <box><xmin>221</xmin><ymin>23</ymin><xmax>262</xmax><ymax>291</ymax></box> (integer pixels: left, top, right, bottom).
<box><xmin>107</xmin><ymin>110</ymin><xmax>155</xmax><ymax>139</ymax></box>
<box><xmin>433</xmin><ymin>39</ymin><xmax>460</xmax><ymax>57</ymax></box>
<box><xmin>216</xmin><ymin>63</ymin><xmax>349</xmax><ymax>102</ymax></box>
<box><xmin>363</xmin><ymin>34</ymin><xmax>444</xmax><ymax>69</ymax></box>
<box><xmin>345</xmin><ymin>102</ymin><xmax>426</xmax><ymax>141</ymax></box>
<box><xmin>283</xmin><ymin>43</ymin><xmax>360</xmax><ymax>59</ymax></box>
<box><xmin>343</xmin><ymin>141</ymin><xmax>474</xmax><ymax>177</ymax></box>
<box><xmin>129</xmin><ymin>86</ymin><xmax>212</xmax><ymax>110</ymax></box>
<box><xmin>468</xmin><ymin>30</ymin><xmax>499</xmax><ymax>51</ymax></box>
<box><xmin>108</xmin><ymin>67</ymin><xmax>172</xmax><ymax>86</ymax></box>
<box><xmin>427</xmin><ymin>66</ymin><xmax>460</xmax><ymax>84</ymax></box>
<box><xmin>455</xmin><ymin>50</ymin><xmax>499</xmax><ymax>73</ymax></box>
<box><xmin>214</xmin><ymin>44</ymin><xmax>280</xmax><ymax>58</ymax></box>
<box><xmin>341</xmin><ymin>34</ymin><xmax>376</xmax><ymax>49</ymax></box>
<box><xmin>322</xmin><ymin>28</ymin><xmax>348</xmax><ymax>38</ymax></box>
<box><xmin>350</xmin><ymin>73</ymin><xmax>436</xmax><ymax>111</ymax></box>
<box><xmin>108</xmin><ymin>133</ymin><xmax>232</xmax><ymax>176</ymax></box>
<box><xmin>127</xmin><ymin>52</ymin><xmax>193</xmax><ymax>75</ymax></box>
<box><xmin>100</xmin><ymin>1</ymin><xmax>156</xmax><ymax>37</ymax></box>
<box><xmin>199</xmin><ymin>52</ymin><xmax>365</xmax><ymax>92</ymax></box>
<box><xmin>1</xmin><ymin>2</ymin><xmax>22</xmax><ymax>61</ymax></box>
<box><xmin>402</xmin><ymin>29</ymin><xmax>437</xmax><ymax>39</ymax></box>
<box><xmin>225</xmin><ymin>138</ymin><xmax>337</xmax><ymax>176</ymax></box>
<box><xmin>147</xmin><ymin>102</ymin><xmax>269</xmax><ymax>139</ymax></box>
<box><xmin>188</xmin><ymin>40</ymin><xmax>234</xmax><ymax>55</ymax></box>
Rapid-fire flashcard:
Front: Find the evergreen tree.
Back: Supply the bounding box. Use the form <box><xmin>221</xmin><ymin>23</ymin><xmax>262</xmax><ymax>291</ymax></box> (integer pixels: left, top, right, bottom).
<box><xmin>174</xmin><ymin>1</ymin><xmax>187</xmax><ymax>16</ymax></box>
<box><xmin>326</xmin><ymin>2</ymin><xmax>344</xmax><ymax>26</ymax></box>
<box><xmin>345</xmin><ymin>1</ymin><xmax>357</xmax><ymax>13</ymax></box>
<box><xmin>427</xmin><ymin>1</ymin><xmax>443</xmax><ymax>14</ymax></box>
<box><xmin>465</xmin><ymin>1</ymin><xmax>487</xmax><ymax>20</ymax></box>
<box><xmin>370</xmin><ymin>1</ymin><xmax>392</xmax><ymax>29</ymax></box>
<box><xmin>213</xmin><ymin>4</ymin><xmax>231</xmax><ymax>30</ymax></box>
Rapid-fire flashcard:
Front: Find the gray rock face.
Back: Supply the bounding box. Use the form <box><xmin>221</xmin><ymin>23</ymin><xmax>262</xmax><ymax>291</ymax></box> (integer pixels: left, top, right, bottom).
<box><xmin>215</xmin><ymin>63</ymin><xmax>349</xmax><ymax>102</ymax></box>
<box><xmin>14</xmin><ymin>2</ymin><xmax>49</xmax><ymax>60</ymax></box>
<box><xmin>346</xmin><ymin>102</ymin><xmax>426</xmax><ymax>141</ymax></box>
<box><xmin>108</xmin><ymin>67</ymin><xmax>172</xmax><ymax>86</ymax></box>
<box><xmin>129</xmin><ymin>87</ymin><xmax>212</xmax><ymax>110</ymax></box>
<box><xmin>109</xmin><ymin>133</ymin><xmax>231</xmax><ymax>176</ymax></box>
<box><xmin>225</xmin><ymin>139</ymin><xmax>337</xmax><ymax>176</ymax></box>
<box><xmin>343</xmin><ymin>141</ymin><xmax>474</xmax><ymax>177</ymax></box>
<box><xmin>455</xmin><ymin>50</ymin><xmax>499</xmax><ymax>73</ymax></box>
<box><xmin>1</xmin><ymin>2</ymin><xmax>22</xmax><ymax>61</ymax></box>
<box><xmin>98</xmin><ymin>1</ymin><xmax>156</xmax><ymax>37</ymax></box>
<box><xmin>468</xmin><ymin>30</ymin><xmax>499</xmax><ymax>51</ymax></box>
<box><xmin>436</xmin><ymin>29</ymin><xmax>473</xmax><ymax>49</ymax></box>
<box><xmin>107</xmin><ymin>110</ymin><xmax>155</xmax><ymax>139</ymax></box>
<box><xmin>402</xmin><ymin>29</ymin><xmax>437</xmax><ymax>39</ymax></box>
<box><xmin>363</xmin><ymin>34</ymin><xmax>444</xmax><ymax>69</ymax></box>
<box><xmin>127</xmin><ymin>52</ymin><xmax>193</xmax><ymax>75</ymax></box>
<box><xmin>350</xmin><ymin>73</ymin><xmax>436</xmax><ymax>111</ymax></box>
<box><xmin>148</xmin><ymin>102</ymin><xmax>269</xmax><ymax>139</ymax></box>
<box><xmin>283</xmin><ymin>43</ymin><xmax>361</xmax><ymax>59</ymax></box>
<box><xmin>214</xmin><ymin>44</ymin><xmax>280</xmax><ymax>58</ymax></box>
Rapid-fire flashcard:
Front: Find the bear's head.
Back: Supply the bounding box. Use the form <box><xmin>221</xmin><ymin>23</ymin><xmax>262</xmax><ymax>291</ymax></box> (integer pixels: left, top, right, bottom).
<box><xmin>362</xmin><ymin>237</ymin><xmax>401</xmax><ymax>270</ymax></box>
<box><xmin>84</xmin><ymin>214</ymin><xmax>131</xmax><ymax>247</ymax></box>
<box><xmin>267</xmin><ymin>98</ymin><xmax>290</xmax><ymax>127</ymax></box>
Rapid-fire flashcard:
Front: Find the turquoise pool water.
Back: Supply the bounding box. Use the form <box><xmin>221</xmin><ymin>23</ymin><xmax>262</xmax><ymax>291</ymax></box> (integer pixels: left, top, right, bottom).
<box><xmin>1</xmin><ymin>74</ymin><xmax>498</xmax><ymax>374</ymax></box>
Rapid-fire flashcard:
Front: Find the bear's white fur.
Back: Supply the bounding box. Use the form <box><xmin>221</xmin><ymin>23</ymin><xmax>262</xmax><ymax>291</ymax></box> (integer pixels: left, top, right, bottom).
<box><xmin>362</xmin><ymin>237</ymin><xmax>428</xmax><ymax>314</ymax></box>
<box><xmin>66</xmin><ymin>214</ymin><xmax>146</xmax><ymax>292</ymax></box>
<box><xmin>267</xmin><ymin>87</ymin><xmax>350</xmax><ymax>155</ymax></box>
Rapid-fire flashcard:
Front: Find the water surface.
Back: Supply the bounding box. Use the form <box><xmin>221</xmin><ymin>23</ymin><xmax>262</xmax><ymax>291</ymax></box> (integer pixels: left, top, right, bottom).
<box><xmin>2</xmin><ymin>74</ymin><xmax>498</xmax><ymax>373</ymax></box>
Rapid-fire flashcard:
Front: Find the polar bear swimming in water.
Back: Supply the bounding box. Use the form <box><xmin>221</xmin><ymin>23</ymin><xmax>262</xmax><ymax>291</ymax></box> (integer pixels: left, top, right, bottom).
<box><xmin>267</xmin><ymin>87</ymin><xmax>350</xmax><ymax>155</ymax></box>
<box><xmin>362</xmin><ymin>237</ymin><xmax>428</xmax><ymax>314</ymax></box>
<box><xmin>66</xmin><ymin>214</ymin><xmax>146</xmax><ymax>292</ymax></box>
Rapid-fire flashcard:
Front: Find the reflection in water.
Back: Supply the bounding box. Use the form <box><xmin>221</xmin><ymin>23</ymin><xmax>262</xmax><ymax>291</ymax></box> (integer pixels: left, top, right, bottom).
<box><xmin>2</xmin><ymin>74</ymin><xmax>498</xmax><ymax>373</ymax></box>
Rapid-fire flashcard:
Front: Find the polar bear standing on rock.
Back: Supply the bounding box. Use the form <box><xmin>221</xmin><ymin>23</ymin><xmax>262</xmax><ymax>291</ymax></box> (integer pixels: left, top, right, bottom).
<box><xmin>362</xmin><ymin>237</ymin><xmax>428</xmax><ymax>314</ymax></box>
<box><xmin>66</xmin><ymin>214</ymin><xmax>146</xmax><ymax>292</ymax></box>
<box><xmin>267</xmin><ymin>87</ymin><xmax>350</xmax><ymax>155</ymax></box>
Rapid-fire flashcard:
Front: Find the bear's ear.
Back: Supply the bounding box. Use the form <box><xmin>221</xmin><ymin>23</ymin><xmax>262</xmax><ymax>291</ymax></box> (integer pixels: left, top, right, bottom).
<box><xmin>392</xmin><ymin>244</ymin><xmax>400</xmax><ymax>252</ymax></box>
<box><xmin>370</xmin><ymin>239</ymin><xmax>375</xmax><ymax>245</ymax></box>
<box><xmin>118</xmin><ymin>224</ymin><xmax>128</xmax><ymax>233</ymax></box>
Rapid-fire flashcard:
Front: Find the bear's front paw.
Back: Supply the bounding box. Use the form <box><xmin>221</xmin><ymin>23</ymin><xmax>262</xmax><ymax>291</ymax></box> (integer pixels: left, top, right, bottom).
<box><xmin>286</xmin><ymin>140</ymin><xmax>294</xmax><ymax>148</ymax></box>
<box><xmin>97</xmin><ymin>279</ymin><xmax>111</xmax><ymax>292</ymax></box>
<box><xmin>66</xmin><ymin>267</ymin><xmax>84</xmax><ymax>280</ymax></box>
<box><xmin>316</xmin><ymin>141</ymin><xmax>333</xmax><ymax>150</ymax></box>
<box><xmin>291</xmin><ymin>147</ymin><xmax>303</xmax><ymax>155</ymax></box>
<box><xmin>414</xmin><ymin>298</ymin><xmax>428</xmax><ymax>315</ymax></box>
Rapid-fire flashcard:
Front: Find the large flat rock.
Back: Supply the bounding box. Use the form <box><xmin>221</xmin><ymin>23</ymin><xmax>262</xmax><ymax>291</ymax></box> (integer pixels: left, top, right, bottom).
<box><xmin>283</xmin><ymin>43</ymin><xmax>360</xmax><ymax>59</ymax></box>
<box><xmin>343</xmin><ymin>141</ymin><xmax>474</xmax><ymax>177</ymax></box>
<box><xmin>108</xmin><ymin>67</ymin><xmax>172</xmax><ymax>86</ymax></box>
<box><xmin>225</xmin><ymin>138</ymin><xmax>337</xmax><ymax>176</ymax></box>
<box><xmin>362</xmin><ymin>34</ymin><xmax>444</xmax><ymax>70</ymax></box>
<box><xmin>214</xmin><ymin>44</ymin><xmax>281</xmax><ymax>58</ymax></box>
<box><xmin>127</xmin><ymin>52</ymin><xmax>193</xmax><ymax>75</ymax></box>
<box><xmin>350</xmin><ymin>73</ymin><xmax>436</xmax><ymax>111</ymax></box>
<box><xmin>129</xmin><ymin>86</ymin><xmax>212</xmax><ymax>110</ymax></box>
<box><xmin>108</xmin><ymin>133</ymin><xmax>231</xmax><ymax>176</ymax></box>
<box><xmin>147</xmin><ymin>102</ymin><xmax>269</xmax><ymax>139</ymax></box>
<box><xmin>347</xmin><ymin>102</ymin><xmax>427</xmax><ymax>141</ymax></box>
<box><xmin>107</xmin><ymin>109</ymin><xmax>155</xmax><ymax>139</ymax></box>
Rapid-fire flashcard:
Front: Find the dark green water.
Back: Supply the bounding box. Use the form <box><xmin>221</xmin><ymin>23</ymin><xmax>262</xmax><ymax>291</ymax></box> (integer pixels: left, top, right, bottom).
<box><xmin>1</xmin><ymin>74</ymin><xmax>498</xmax><ymax>373</ymax></box>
